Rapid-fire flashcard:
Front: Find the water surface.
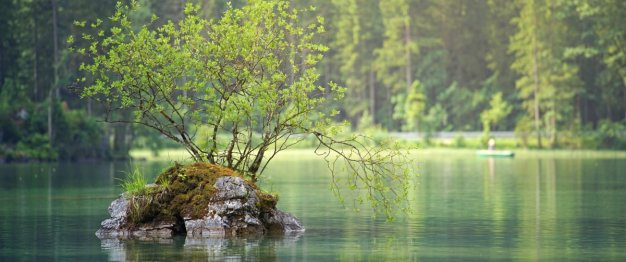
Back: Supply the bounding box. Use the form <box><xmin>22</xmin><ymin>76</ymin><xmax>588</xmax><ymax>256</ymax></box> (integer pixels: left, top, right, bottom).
<box><xmin>1</xmin><ymin>151</ymin><xmax>625</xmax><ymax>261</ymax></box>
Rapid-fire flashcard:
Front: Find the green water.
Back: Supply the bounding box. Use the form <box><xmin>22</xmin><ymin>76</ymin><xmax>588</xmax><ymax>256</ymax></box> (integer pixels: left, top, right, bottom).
<box><xmin>1</xmin><ymin>151</ymin><xmax>625</xmax><ymax>261</ymax></box>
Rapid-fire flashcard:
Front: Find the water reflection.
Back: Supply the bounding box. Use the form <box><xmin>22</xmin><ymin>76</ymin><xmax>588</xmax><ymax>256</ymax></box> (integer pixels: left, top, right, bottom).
<box><xmin>100</xmin><ymin>232</ymin><xmax>303</xmax><ymax>262</ymax></box>
<box><xmin>410</xmin><ymin>156</ymin><xmax>626</xmax><ymax>261</ymax></box>
<box><xmin>1</xmin><ymin>155</ymin><xmax>626</xmax><ymax>260</ymax></box>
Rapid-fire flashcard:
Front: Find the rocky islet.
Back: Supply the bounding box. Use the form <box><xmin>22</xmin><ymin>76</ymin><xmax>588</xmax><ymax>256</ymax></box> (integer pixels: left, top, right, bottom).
<box><xmin>96</xmin><ymin>162</ymin><xmax>304</xmax><ymax>239</ymax></box>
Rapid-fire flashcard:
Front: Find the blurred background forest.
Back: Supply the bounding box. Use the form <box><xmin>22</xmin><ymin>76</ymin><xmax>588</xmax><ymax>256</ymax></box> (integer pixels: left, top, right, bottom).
<box><xmin>1</xmin><ymin>0</ymin><xmax>625</xmax><ymax>161</ymax></box>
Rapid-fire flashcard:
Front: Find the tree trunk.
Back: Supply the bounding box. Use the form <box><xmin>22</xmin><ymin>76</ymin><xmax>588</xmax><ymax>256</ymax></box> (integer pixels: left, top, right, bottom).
<box><xmin>550</xmin><ymin>101</ymin><xmax>557</xmax><ymax>148</ymax></box>
<box><xmin>606</xmin><ymin>96</ymin><xmax>611</xmax><ymax>119</ymax></box>
<box><xmin>248</xmin><ymin>145</ymin><xmax>266</xmax><ymax>182</ymax></box>
<box><xmin>47</xmin><ymin>89</ymin><xmax>53</xmax><ymax>143</ymax></box>
<box><xmin>531</xmin><ymin>36</ymin><xmax>542</xmax><ymax>149</ymax></box>
<box><xmin>46</xmin><ymin>0</ymin><xmax>60</xmax><ymax>144</ymax></box>
<box><xmin>112</xmin><ymin>124</ymin><xmax>130</xmax><ymax>160</ymax></box>
<box><xmin>33</xmin><ymin>12</ymin><xmax>38</xmax><ymax>100</ymax></box>
<box><xmin>111</xmin><ymin>111</ymin><xmax>134</xmax><ymax>160</ymax></box>
<box><xmin>404</xmin><ymin>18</ymin><xmax>412</xmax><ymax>94</ymax></box>
<box><xmin>369</xmin><ymin>69</ymin><xmax>376</xmax><ymax>123</ymax></box>
<box><xmin>51</xmin><ymin>0</ymin><xmax>59</xmax><ymax>99</ymax></box>
<box><xmin>87</xmin><ymin>98</ymin><xmax>92</xmax><ymax>116</ymax></box>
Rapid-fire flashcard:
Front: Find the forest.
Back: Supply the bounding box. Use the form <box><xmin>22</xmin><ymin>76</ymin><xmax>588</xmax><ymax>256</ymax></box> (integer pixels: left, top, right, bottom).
<box><xmin>1</xmin><ymin>0</ymin><xmax>625</xmax><ymax>161</ymax></box>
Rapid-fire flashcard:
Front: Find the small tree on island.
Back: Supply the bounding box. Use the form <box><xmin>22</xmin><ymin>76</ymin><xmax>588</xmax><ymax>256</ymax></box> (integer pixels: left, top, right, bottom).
<box><xmin>71</xmin><ymin>0</ymin><xmax>413</xmax><ymax>219</ymax></box>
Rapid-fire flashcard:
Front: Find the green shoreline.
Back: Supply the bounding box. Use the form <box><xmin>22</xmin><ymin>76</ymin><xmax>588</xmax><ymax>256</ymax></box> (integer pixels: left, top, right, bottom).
<box><xmin>130</xmin><ymin>147</ymin><xmax>626</xmax><ymax>162</ymax></box>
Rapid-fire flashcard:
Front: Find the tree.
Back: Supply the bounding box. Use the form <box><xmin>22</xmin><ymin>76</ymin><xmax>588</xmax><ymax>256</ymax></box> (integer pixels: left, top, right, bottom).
<box><xmin>510</xmin><ymin>0</ymin><xmax>581</xmax><ymax>148</ymax></box>
<box><xmin>330</xmin><ymin>0</ymin><xmax>383</xmax><ymax>127</ymax></box>
<box><xmin>396</xmin><ymin>81</ymin><xmax>426</xmax><ymax>132</ymax></box>
<box><xmin>48</xmin><ymin>0</ymin><xmax>60</xmax><ymax>144</ymax></box>
<box><xmin>589</xmin><ymin>0</ymin><xmax>626</xmax><ymax>121</ymax></box>
<box><xmin>75</xmin><ymin>0</ymin><xmax>412</xmax><ymax>219</ymax></box>
<box><xmin>331</xmin><ymin>0</ymin><xmax>365</xmax><ymax>122</ymax></box>
<box><xmin>484</xmin><ymin>0</ymin><xmax>520</xmax><ymax>130</ymax></box>
<box><xmin>374</xmin><ymin>0</ymin><xmax>418</xmax><ymax>130</ymax></box>
<box><xmin>433</xmin><ymin>0</ymin><xmax>492</xmax><ymax>131</ymax></box>
<box><xmin>480</xmin><ymin>92</ymin><xmax>512</xmax><ymax>141</ymax></box>
<box><xmin>567</xmin><ymin>0</ymin><xmax>626</xmax><ymax>123</ymax></box>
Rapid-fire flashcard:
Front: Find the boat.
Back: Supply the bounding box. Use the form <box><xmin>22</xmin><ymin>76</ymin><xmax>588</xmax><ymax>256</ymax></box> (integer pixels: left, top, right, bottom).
<box><xmin>476</xmin><ymin>150</ymin><xmax>515</xmax><ymax>157</ymax></box>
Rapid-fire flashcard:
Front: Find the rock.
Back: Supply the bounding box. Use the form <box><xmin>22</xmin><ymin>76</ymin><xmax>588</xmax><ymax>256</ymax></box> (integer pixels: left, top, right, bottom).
<box><xmin>263</xmin><ymin>209</ymin><xmax>305</xmax><ymax>232</ymax></box>
<box><xmin>184</xmin><ymin>215</ymin><xmax>227</xmax><ymax>237</ymax></box>
<box><xmin>96</xmin><ymin>196</ymin><xmax>180</xmax><ymax>239</ymax></box>
<box><xmin>96</xmin><ymin>163</ymin><xmax>304</xmax><ymax>239</ymax></box>
<box><xmin>96</xmin><ymin>197</ymin><xmax>130</xmax><ymax>238</ymax></box>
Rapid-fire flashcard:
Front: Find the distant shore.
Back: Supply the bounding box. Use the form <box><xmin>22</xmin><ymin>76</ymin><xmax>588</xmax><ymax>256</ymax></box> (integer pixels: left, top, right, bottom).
<box><xmin>129</xmin><ymin>147</ymin><xmax>626</xmax><ymax>162</ymax></box>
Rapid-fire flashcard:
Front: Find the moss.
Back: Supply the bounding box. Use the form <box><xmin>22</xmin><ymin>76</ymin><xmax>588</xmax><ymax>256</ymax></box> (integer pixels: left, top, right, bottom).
<box><xmin>256</xmin><ymin>191</ymin><xmax>278</xmax><ymax>211</ymax></box>
<box><xmin>126</xmin><ymin>162</ymin><xmax>270</xmax><ymax>227</ymax></box>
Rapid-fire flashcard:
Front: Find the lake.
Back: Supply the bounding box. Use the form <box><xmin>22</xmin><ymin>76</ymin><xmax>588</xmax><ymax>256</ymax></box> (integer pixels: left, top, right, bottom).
<box><xmin>1</xmin><ymin>150</ymin><xmax>625</xmax><ymax>261</ymax></box>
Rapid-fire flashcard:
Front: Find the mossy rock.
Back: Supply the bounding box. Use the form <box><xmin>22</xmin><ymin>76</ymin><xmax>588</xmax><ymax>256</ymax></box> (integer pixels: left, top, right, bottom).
<box><xmin>128</xmin><ymin>162</ymin><xmax>277</xmax><ymax>226</ymax></box>
<box><xmin>97</xmin><ymin>162</ymin><xmax>303</xmax><ymax>238</ymax></box>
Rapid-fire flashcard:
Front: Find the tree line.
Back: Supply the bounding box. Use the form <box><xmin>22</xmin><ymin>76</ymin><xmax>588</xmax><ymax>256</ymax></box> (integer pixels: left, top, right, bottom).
<box><xmin>319</xmin><ymin>0</ymin><xmax>625</xmax><ymax>148</ymax></box>
<box><xmin>1</xmin><ymin>0</ymin><xmax>625</xmax><ymax>161</ymax></box>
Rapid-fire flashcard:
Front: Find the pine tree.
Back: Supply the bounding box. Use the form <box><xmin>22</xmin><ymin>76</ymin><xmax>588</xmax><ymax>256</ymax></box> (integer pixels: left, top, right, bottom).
<box><xmin>374</xmin><ymin>0</ymin><xmax>419</xmax><ymax>130</ymax></box>
<box><xmin>510</xmin><ymin>0</ymin><xmax>581</xmax><ymax>147</ymax></box>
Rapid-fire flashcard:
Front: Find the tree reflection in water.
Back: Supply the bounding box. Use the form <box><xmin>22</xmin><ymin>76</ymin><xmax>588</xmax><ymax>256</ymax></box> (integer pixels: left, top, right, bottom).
<box><xmin>100</xmin><ymin>232</ymin><xmax>303</xmax><ymax>261</ymax></box>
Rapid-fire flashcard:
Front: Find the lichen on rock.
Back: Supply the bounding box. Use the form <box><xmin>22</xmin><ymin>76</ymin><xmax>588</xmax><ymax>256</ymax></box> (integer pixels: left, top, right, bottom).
<box><xmin>96</xmin><ymin>162</ymin><xmax>304</xmax><ymax>239</ymax></box>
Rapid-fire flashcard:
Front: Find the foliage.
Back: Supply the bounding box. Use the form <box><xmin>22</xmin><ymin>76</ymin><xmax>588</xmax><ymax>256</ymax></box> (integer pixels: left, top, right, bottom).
<box><xmin>55</xmin><ymin>109</ymin><xmax>105</xmax><ymax>160</ymax></box>
<box><xmin>480</xmin><ymin>92</ymin><xmax>512</xmax><ymax>142</ymax></box>
<box><xmin>76</xmin><ymin>0</ymin><xmax>333</xmax><ymax>173</ymax></box>
<box><xmin>0</xmin><ymin>87</ymin><xmax>104</xmax><ymax>161</ymax></box>
<box><xmin>594</xmin><ymin>120</ymin><xmax>626</xmax><ymax>150</ymax></box>
<box><xmin>357</xmin><ymin>110</ymin><xmax>376</xmax><ymax>132</ymax></box>
<box><xmin>132</xmin><ymin>125</ymin><xmax>182</xmax><ymax>156</ymax></box>
<box><xmin>510</xmin><ymin>0</ymin><xmax>582</xmax><ymax>148</ymax></box>
<box><xmin>453</xmin><ymin>134</ymin><xmax>467</xmax><ymax>148</ymax></box>
<box><xmin>0</xmin><ymin>106</ymin><xmax>22</xmax><ymax>145</ymax></box>
<box><xmin>76</xmin><ymin>0</ymin><xmax>413</xmax><ymax>219</ymax></box>
<box><xmin>314</xmin><ymin>134</ymin><xmax>412</xmax><ymax>219</ymax></box>
<box><xmin>420</xmin><ymin>104</ymin><xmax>447</xmax><ymax>143</ymax></box>
<box><xmin>2</xmin><ymin>0</ymin><xmax>625</xmax><ymax>154</ymax></box>
<box><xmin>15</xmin><ymin>133</ymin><xmax>58</xmax><ymax>161</ymax></box>
<box><xmin>481</xmin><ymin>92</ymin><xmax>512</xmax><ymax>131</ymax></box>
<box><xmin>331</xmin><ymin>0</ymin><xmax>372</xmax><ymax>122</ymax></box>
<box><xmin>514</xmin><ymin>116</ymin><xmax>534</xmax><ymax>148</ymax></box>
<box><xmin>393</xmin><ymin>81</ymin><xmax>426</xmax><ymax>132</ymax></box>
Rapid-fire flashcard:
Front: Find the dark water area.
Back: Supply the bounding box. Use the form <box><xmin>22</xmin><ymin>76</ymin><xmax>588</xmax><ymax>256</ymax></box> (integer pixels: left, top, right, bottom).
<box><xmin>1</xmin><ymin>153</ymin><xmax>625</xmax><ymax>261</ymax></box>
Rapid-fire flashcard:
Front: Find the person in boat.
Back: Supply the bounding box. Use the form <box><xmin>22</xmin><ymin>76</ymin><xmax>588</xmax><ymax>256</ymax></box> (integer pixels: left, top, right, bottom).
<box><xmin>487</xmin><ymin>138</ymin><xmax>496</xmax><ymax>151</ymax></box>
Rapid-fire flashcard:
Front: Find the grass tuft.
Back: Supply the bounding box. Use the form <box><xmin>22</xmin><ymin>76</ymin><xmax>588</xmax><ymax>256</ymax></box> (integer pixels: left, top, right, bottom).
<box><xmin>120</xmin><ymin>165</ymin><xmax>148</xmax><ymax>197</ymax></box>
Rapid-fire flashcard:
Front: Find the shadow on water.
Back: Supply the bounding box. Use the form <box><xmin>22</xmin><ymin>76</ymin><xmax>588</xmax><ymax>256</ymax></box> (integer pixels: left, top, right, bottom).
<box><xmin>99</xmin><ymin>232</ymin><xmax>303</xmax><ymax>262</ymax></box>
